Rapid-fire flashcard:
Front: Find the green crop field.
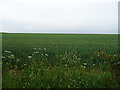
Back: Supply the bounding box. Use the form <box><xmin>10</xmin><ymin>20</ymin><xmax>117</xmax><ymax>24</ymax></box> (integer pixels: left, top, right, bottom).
<box><xmin>2</xmin><ymin>33</ymin><xmax>120</xmax><ymax>88</ymax></box>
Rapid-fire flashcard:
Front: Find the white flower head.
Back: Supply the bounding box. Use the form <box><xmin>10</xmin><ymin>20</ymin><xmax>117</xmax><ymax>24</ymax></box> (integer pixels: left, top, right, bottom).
<box><xmin>34</xmin><ymin>52</ymin><xmax>39</xmax><ymax>54</ymax></box>
<box><xmin>4</xmin><ymin>50</ymin><xmax>11</xmax><ymax>53</ymax></box>
<box><xmin>28</xmin><ymin>56</ymin><xmax>32</xmax><ymax>59</ymax></box>
<box><xmin>9</xmin><ymin>51</ymin><xmax>12</xmax><ymax>53</ymax></box>
<box><xmin>73</xmin><ymin>79</ymin><xmax>76</xmax><ymax>82</ymax></box>
<box><xmin>65</xmin><ymin>64</ymin><xmax>67</xmax><ymax>67</ymax></box>
<box><xmin>11</xmin><ymin>54</ymin><xmax>14</xmax><ymax>57</ymax></box>
<box><xmin>117</xmin><ymin>62</ymin><xmax>120</xmax><ymax>64</ymax></box>
<box><xmin>45</xmin><ymin>54</ymin><xmax>48</xmax><ymax>56</ymax></box>
<box><xmin>43</xmin><ymin>48</ymin><xmax>46</xmax><ymax>50</ymax></box>
<box><xmin>10</xmin><ymin>54</ymin><xmax>15</xmax><ymax>59</ymax></box>
<box><xmin>2</xmin><ymin>56</ymin><xmax>5</xmax><ymax>59</ymax></box>
<box><xmin>83</xmin><ymin>66</ymin><xmax>86</xmax><ymax>68</ymax></box>
<box><xmin>24</xmin><ymin>64</ymin><xmax>27</xmax><ymax>66</ymax></box>
<box><xmin>8</xmin><ymin>55</ymin><xmax>15</xmax><ymax>59</ymax></box>
<box><xmin>68</xmin><ymin>85</ymin><xmax>70</xmax><ymax>88</ymax></box>
<box><xmin>63</xmin><ymin>58</ymin><xmax>65</xmax><ymax>60</ymax></box>
<box><xmin>33</xmin><ymin>48</ymin><xmax>36</xmax><ymax>50</ymax></box>
<box><xmin>81</xmin><ymin>66</ymin><xmax>86</xmax><ymax>68</ymax></box>
<box><xmin>83</xmin><ymin>63</ymin><xmax>87</xmax><ymax>66</ymax></box>
<box><xmin>4</xmin><ymin>51</ymin><xmax>7</xmax><ymax>53</ymax></box>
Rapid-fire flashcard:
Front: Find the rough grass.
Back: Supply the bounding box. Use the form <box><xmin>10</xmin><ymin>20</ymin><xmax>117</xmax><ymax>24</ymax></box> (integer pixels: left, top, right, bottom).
<box><xmin>2</xmin><ymin>33</ymin><xmax>120</xmax><ymax>88</ymax></box>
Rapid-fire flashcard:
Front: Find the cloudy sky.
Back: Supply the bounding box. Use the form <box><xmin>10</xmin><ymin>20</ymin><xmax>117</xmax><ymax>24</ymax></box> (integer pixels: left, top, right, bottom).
<box><xmin>0</xmin><ymin>0</ymin><xmax>119</xmax><ymax>33</ymax></box>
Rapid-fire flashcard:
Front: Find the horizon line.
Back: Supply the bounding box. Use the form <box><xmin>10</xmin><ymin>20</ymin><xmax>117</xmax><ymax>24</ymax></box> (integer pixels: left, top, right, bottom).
<box><xmin>0</xmin><ymin>32</ymin><xmax>119</xmax><ymax>34</ymax></box>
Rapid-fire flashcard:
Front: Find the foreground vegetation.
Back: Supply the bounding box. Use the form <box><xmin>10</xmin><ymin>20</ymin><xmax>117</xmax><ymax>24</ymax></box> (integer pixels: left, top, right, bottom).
<box><xmin>2</xmin><ymin>33</ymin><xmax>120</xmax><ymax>88</ymax></box>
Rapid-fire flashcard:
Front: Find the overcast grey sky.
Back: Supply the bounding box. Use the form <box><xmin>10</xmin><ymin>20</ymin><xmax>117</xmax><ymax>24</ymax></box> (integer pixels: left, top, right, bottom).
<box><xmin>0</xmin><ymin>0</ymin><xmax>119</xmax><ymax>33</ymax></box>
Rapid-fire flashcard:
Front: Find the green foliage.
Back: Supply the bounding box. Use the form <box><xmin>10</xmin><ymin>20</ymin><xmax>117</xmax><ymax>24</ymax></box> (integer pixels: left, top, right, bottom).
<box><xmin>2</xmin><ymin>33</ymin><xmax>119</xmax><ymax>88</ymax></box>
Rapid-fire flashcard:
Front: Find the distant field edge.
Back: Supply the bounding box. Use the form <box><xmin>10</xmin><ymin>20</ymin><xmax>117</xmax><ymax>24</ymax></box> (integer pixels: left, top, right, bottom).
<box><xmin>1</xmin><ymin>33</ymin><xmax>119</xmax><ymax>35</ymax></box>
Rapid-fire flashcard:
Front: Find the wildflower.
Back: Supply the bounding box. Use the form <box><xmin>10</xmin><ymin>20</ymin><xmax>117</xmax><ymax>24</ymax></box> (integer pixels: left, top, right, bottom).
<box><xmin>8</xmin><ymin>56</ymin><xmax>11</xmax><ymax>58</ymax></box>
<box><xmin>6</xmin><ymin>63</ymin><xmax>9</xmax><ymax>65</ymax></box>
<box><xmin>24</xmin><ymin>64</ymin><xmax>27</xmax><ymax>66</ymax></box>
<box><xmin>60</xmin><ymin>79</ymin><xmax>62</xmax><ymax>81</ymax></box>
<box><xmin>8</xmin><ymin>54</ymin><xmax>15</xmax><ymax>59</ymax></box>
<box><xmin>73</xmin><ymin>79</ymin><xmax>76</xmax><ymax>82</ymax></box>
<box><xmin>33</xmin><ymin>48</ymin><xmax>36</xmax><ymax>50</ymax></box>
<box><xmin>63</xmin><ymin>58</ymin><xmax>65</xmax><ymax>60</ymax></box>
<box><xmin>45</xmin><ymin>54</ymin><xmax>48</xmax><ymax>56</ymax></box>
<box><xmin>8</xmin><ymin>51</ymin><xmax>11</xmax><ymax>53</ymax></box>
<box><xmin>4</xmin><ymin>51</ymin><xmax>7</xmax><ymax>53</ymax></box>
<box><xmin>4</xmin><ymin>50</ymin><xmax>11</xmax><ymax>53</ymax></box>
<box><xmin>65</xmin><ymin>64</ymin><xmax>67</xmax><ymax>67</ymax></box>
<box><xmin>83</xmin><ymin>66</ymin><xmax>86</xmax><ymax>68</ymax></box>
<box><xmin>81</xmin><ymin>66</ymin><xmax>86</xmax><ymax>68</ymax></box>
<box><xmin>34</xmin><ymin>52</ymin><xmax>39</xmax><ymax>54</ymax></box>
<box><xmin>68</xmin><ymin>85</ymin><xmax>70</xmax><ymax>88</ymax></box>
<box><xmin>16</xmin><ymin>59</ymin><xmax>20</xmax><ymax>62</ymax></box>
<box><xmin>98</xmin><ymin>55</ymin><xmax>100</xmax><ymax>57</ymax></box>
<box><xmin>47</xmin><ymin>85</ymin><xmax>51</xmax><ymax>88</ymax></box>
<box><xmin>11</xmin><ymin>54</ymin><xmax>14</xmax><ymax>57</ymax></box>
<box><xmin>2</xmin><ymin>56</ymin><xmax>5</xmax><ymax>59</ymax></box>
<box><xmin>28</xmin><ymin>56</ymin><xmax>32</xmax><ymax>59</ymax></box>
<box><xmin>83</xmin><ymin>63</ymin><xmax>87</xmax><ymax>66</ymax></box>
<box><xmin>11</xmin><ymin>54</ymin><xmax>15</xmax><ymax>59</ymax></box>
<box><xmin>117</xmin><ymin>62</ymin><xmax>120</xmax><ymax>64</ymax></box>
<box><xmin>43</xmin><ymin>48</ymin><xmax>46</xmax><ymax>50</ymax></box>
